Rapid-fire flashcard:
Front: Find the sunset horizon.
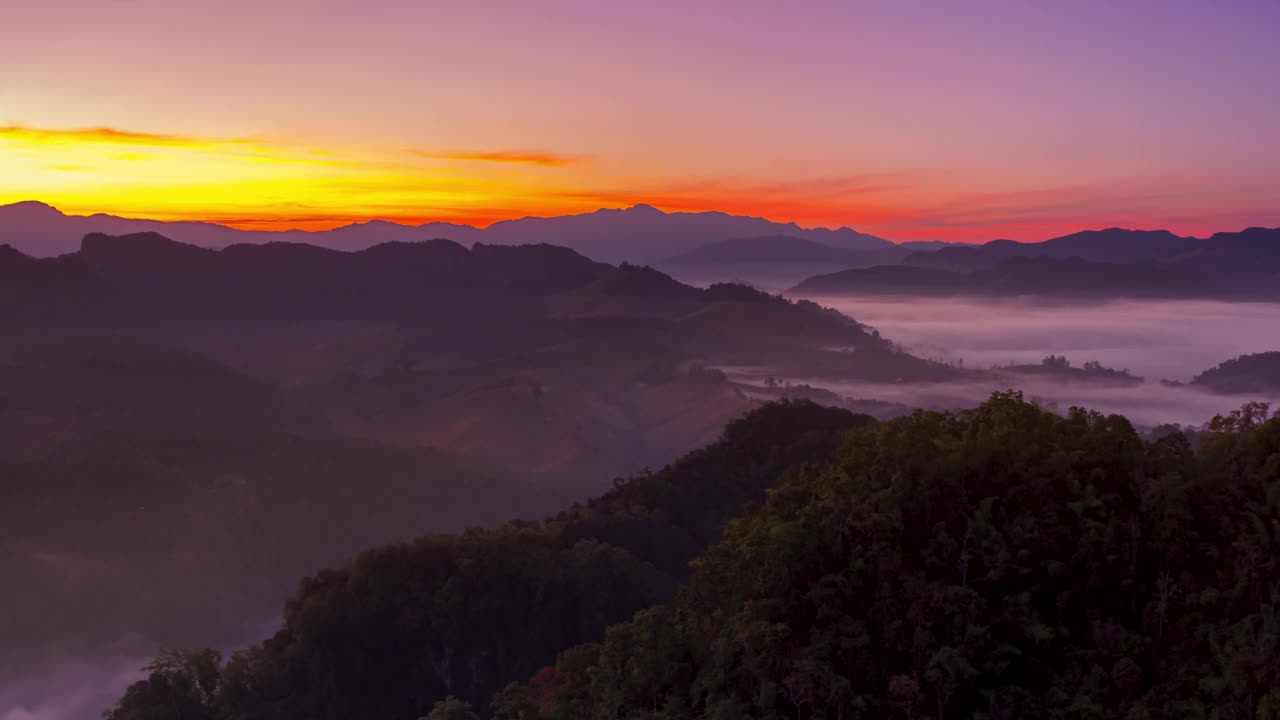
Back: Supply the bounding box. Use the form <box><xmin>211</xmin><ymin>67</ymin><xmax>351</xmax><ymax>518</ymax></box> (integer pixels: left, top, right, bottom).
<box><xmin>6</xmin><ymin>2</ymin><xmax>1278</xmax><ymax>244</ymax></box>
<box><xmin>8</xmin><ymin>193</ymin><xmax>1275</xmax><ymax>245</ymax></box>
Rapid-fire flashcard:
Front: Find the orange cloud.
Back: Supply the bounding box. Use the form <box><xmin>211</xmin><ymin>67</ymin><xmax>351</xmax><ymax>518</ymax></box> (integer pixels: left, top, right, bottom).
<box><xmin>0</xmin><ymin>124</ymin><xmax>256</xmax><ymax>149</ymax></box>
<box><xmin>413</xmin><ymin>149</ymin><xmax>585</xmax><ymax>167</ymax></box>
<box><xmin>6</xmin><ymin>123</ymin><xmax>1267</xmax><ymax>243</ymax></box>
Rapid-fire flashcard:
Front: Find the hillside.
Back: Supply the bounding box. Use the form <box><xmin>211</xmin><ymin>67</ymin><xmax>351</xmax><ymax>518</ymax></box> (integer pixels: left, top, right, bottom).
<box><xmin>654</xmin><ymin>235</ymin><xmax>925</xmax><ymax>289</ymax></box>
<box><xmin>1</xmin><ymin>233</ymin><xmax>956</xmax><ymax>715</ymax></box>
<box><xmin>888</xmin><ymin>227</ymin><xmax>1280</xmax><ymax>300</ymax></box>
<box><xmin>3</xmin><ymin>233</ymin><xmax>950</xmax><ymax>388</ymax></box>
<box><xmin>1192</xmin><ymin>351</ymin><xmax>1280</xmax><ymax>394</ymax></box>
<box><xmin>997</xmin><ymin>354</ymin><xmax>1143</xmax><ymax>386</ymax></box>
<box><xmin>100</xmin><ymin>401</ymin><xmax>872</xmax><ymax>720</ymax></box>
<box><xmin>1</xmin><ymin>231</ymin><xmax>954</xmax><ymax>483</ymax></box>
<box><xmin>104</xmin><ymin>394</ymin><xmax>1280</xmax><ymax>720</ymax></box>
<box><xmin>792</xmin><ymin>256</ymin><xmax>1221</xmax><ymax>299</ymax></box>
<box><xmin>984</xmin><ymin>228</ymin><xmax>1203</xmax><ymax>262</ymax></box>
<box><xmin>664</xmin><ymin>235</ymin><xmax>851</xmax><ymax>264</ymax></box>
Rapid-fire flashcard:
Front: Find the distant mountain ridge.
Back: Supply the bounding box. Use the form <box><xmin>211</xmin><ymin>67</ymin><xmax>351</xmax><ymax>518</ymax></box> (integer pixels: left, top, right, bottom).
<box><xmin>655</xmin><ymin>234</ymin><xmax>945</xmax><ymax>289</ymax></box>
<box><xmin>0</xmin><ymin>230</ymin><xmax>955</xmax><ymax>378</ymax></box>
<box><xmin>792</xmin><ymin>255</ymin><xmax>1224</xmax><ymax>298</ymax></box>
<box><xmin>1192</xmin><ymin>351</ymin><xmax>1280</xmax><ymax>394</ymax></box>
<box><xmin>0</xmin><ymin>200</ymin><xmax>890</xmax><ymax>263</ymax></box>
<box><xmin>665</xmin><ymin>234</ymin><xmax>852</xmax><ymax>264</ymax></box>
<box><xmin>69</xmin><ymin>232</ymin><xmax>606</xmax><ymax>303</ymax></box>
<box><xmin>795</xmin><ymin>227</ymin><xmax>1280</xmax><ymax>300</ymax></box>
<box><xmin>10</xmin><ymin>201</ymin><xmax>1277</xmax><ymax>298</ymax></box>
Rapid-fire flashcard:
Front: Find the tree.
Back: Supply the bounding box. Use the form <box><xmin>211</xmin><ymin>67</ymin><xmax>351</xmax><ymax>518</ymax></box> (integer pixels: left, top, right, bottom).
<box><xmin>422</xmin><ymin>697</ymin><xmax>480</xmax><ymax>720</ymax></box>
<box><xmin>106</xmin><ymin>649</ymin><xmax>223</xmax><ymax>720</ymax></box>
<box><xmin>543</xmin><ymin>394</ymin><xmax>1280</xmax><ymax>719</ymax></box>
<box><xmin>106</xmin><ymin>397</ymin><xmax>1280</xmax><ymax>720</ymax></box>
<box><xmin>490</xmin><ymin>682</ymin><xmax>543</xmax><ymax>720</ymax></box>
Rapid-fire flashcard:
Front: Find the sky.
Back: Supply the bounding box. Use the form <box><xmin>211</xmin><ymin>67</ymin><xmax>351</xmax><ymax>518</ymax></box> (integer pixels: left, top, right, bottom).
<box><xmin>1</xmin><ymin>0</ymin><xmax>1278</xmax><ymax>242</ymax></box>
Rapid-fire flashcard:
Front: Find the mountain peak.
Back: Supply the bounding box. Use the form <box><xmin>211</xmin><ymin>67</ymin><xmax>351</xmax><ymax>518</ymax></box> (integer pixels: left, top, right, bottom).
<box><xmin>626</xmin><ymin>203</ymin><xmax>665</xmax><ymax>215</ymax></box>
<box><xmin>0</xmin><ymin>200</ymin><xmax>64</xmax><ymax>218</ymax></box>
<box><xmin>78</xmin><ymin>232</ymin><xmax>217</xmax><ymax>265</ymax></box>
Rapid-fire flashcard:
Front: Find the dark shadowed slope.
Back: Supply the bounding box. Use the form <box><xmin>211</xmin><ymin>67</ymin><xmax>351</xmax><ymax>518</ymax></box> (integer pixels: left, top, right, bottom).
<box><xmin>538</xmin><ymin>395</ymin><xmax>1280</xmax><ymax>720</ymax></box>
<box><xmin>996</xmin><ymin>354</ymin><xmax>1143</xmax><ymax>386</ymax></box>
<box><xmin>4</xmin><ymin>233</ymin><xmax>952</xmax><ymax>387</ymax></box>
<box><xmin>1192</xmin><ymin>351</ymin><xmax>1280</xmax><ymax>394</ymax></box>
<box><xmin>0</xmin><ymin>201</ymin><xmax>889</xmax><ymax>263</ymax></box>
<box><xmin>2</xmin><ymin>231</ymin><xmax>957</xmax><ymax>720</ymax></box>
<box><xmin>1180</xmin><ymin>227</ymin><xmax>1280</xmax><ymax>297</ymax></box>
<box><xmin>983</xmin><ymin>228</ymin><xmax>1203</xmax><ymax>261</ymax></box>
<box><xmin>891</xmin><ymin>227</ymin><xmax>1280</xmax><ymax>299</ymax></box>
<box><xmin>99</xmin><ymin>401</ymin><xmax>873</xmax><ymax>720</ymax></box>
<box><xmin>654</xmin><ymin>235</ymin><xmax>929</xmax><ymax>289</ymax></box>
<box><xmin>792</xmin><ymin>256</ymin><xmax>1224</xmax><ymax>299</ymax></box>
<box><xmin>103</xmin><ymin>394</ymin><xmax>1280</xmax><ymax>720</ymax></box>
<box><xmin>4</xmin><ymin>229</ymin><xmax>949</xmax><ymax>720</ymax></box>
<box><xmin>904</xmin><ymin>228</ymin><xmax>1203</xmax><ymax>269</ymax></box>
<box><xmin>664</xmin><ymin>235</ymin><xmax>852</xmax><ymax>264</ymax></box>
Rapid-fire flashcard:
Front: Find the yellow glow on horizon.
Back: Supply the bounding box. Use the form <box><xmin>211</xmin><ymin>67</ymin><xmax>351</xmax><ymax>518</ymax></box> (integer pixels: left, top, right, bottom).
<box><xmin>0</xmin><ymin>124</ymin><xmax>599</xmax><ymax>230</ymax></box>
<box><xmin>6</xmin><ymin>123</ymin><xmax>1229</xmax><ymax>243</ymax></box>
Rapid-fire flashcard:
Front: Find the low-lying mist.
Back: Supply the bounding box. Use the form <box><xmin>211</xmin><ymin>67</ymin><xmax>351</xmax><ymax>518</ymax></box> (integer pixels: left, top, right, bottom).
<box><xmin>2</xmin><ymin>641</ymin><xmax>148</xmax><ymax>720</ymax></box>
<box><xmin>808</xmin><ymin>297</ymin><xmax>1280</xmax><ymax>382</ymax></box>
<box><xmin>783</xmin><ymin>296</ymin><xmax>1280</xmax><ymax>427</ymax></box>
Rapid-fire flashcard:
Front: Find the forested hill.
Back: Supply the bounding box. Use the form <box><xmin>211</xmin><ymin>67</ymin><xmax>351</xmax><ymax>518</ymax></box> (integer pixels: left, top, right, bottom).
<box><xmin>1194</xmin><ymin>351</ymin><xmax>1280</xmax><ymax>394</ymax></box>
<box><xmin>104</xmin><ymin>401</ymin><xmax>873</xmax><ymax>720</ymax></box>
<box><xmin>106</xmin><ymin>396</ymin><xmax>1280</xmax><ymax>720</ymax></box>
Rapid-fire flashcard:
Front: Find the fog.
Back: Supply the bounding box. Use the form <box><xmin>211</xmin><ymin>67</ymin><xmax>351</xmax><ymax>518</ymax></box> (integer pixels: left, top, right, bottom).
<box><xmin>7</xmin><ymin>293</ymin><xmax>1279</xmax><ymax>720</ymax></box>
<box><xmin>1</xmin><ymin>641</ymin><xmax>148</xmax><ymax>720</ymax></box>
<box><xmin>786</xmin><ymin>297</ymin><xmax>1280</xmax><ymax>427</ymax></box>
<box><xmin>1</xmin><ymin>617</ymin><xmax>278</xmax><ymax>720</ymax></box>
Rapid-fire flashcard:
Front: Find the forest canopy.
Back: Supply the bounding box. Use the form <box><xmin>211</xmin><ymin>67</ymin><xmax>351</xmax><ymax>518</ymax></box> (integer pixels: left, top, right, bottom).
<box><xmin>106</xmin><ymin>395</ymin><xmax>1280</xmax><ymax>720</ymax></box>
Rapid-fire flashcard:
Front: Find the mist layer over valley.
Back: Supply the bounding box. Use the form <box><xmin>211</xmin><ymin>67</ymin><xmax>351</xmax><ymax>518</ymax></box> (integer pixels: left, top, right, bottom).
<box><xmin>4</xmin><ymin>229</ymin><xmax>1279</xmax><ymax>720</ymax></box>
<box><xmin>778</xmin><ymin>296</ymin><xmax>1280</xmax><ymax>427</ymax></box>
<box><xmin>0</xmin><ymin>232</ymin><xmax>941</xmax><ymax>720</ymax></box>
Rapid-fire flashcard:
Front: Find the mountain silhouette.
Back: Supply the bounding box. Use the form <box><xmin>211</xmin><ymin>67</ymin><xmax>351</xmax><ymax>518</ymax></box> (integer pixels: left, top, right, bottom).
<box><xmin>654</xmin><ymin>235</ymin><xmax>942</xmax><ymax>289</ymax></box>
<box><xmin>664</xmin><ymin>235</ymin><xmax>851</xmax><ymax>264</ymax></box>
<box><xmin>792</xmin><ymin>256</ymin><xmax>1222</xmax><ymax>299</ymax></box>
<box><xmin>828</xmin><ymin>227</ymin><xmax>1280</xmax><ymax>299</ymax></box>
<box><xmin>1192</xmin><ymin>351</ymin><xmax>1280</xmax><ymax>394</ymax></box>
<box><xmin>985</xmin><ymin>228</ymin><xmax>1202</xmax><ymax>261</ymax></box>
<box><xmin>2</xmin><ymin>231</ymin><xmax>955</xmax><ymax>386</ymax></box>
<box><xmin>0</xmin><ymin>201</ymin><xmax>888</xmax><ymax>264</ymax></box>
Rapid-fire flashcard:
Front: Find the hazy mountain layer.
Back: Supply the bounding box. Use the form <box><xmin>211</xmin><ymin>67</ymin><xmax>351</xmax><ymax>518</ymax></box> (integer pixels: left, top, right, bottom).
<box><xmin>803</xmin><ymin>227</ymin><xmax>1280</xmax><ymax>300</ymax></box>
<box><xmin>0</xmin><ymin>201</ymin><xmax>889</xmax><ymax>263</ymax></box>
<box><xmin>0</xmin><ymin>230</ymin><xmax>954</xmax><ymax>720</ymax></box>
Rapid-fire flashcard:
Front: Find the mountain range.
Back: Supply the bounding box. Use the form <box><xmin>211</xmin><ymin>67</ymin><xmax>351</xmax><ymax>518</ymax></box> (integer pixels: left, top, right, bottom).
<box><xmin>6</xmin><ymin>220</ymin><xmax>1276</xmax><ymax>719</ymax></box>
<box><xmin>1</xmin><ymin>229</ymin><xmax>955</xmax><ymax>701</ymax></box>
<box><xmin>793</xmin><ymin>227</ymin><xmax>1280</xmax><ymax>299</ymax></box>
<box><xmin>653</xmin><ymin>234</ymin><xmax>946</xmax><ymax>290</ymax></box>
<box><xmin>0</xmin><ymin>201</ymin><xmax>889</xmax><ymax>264</ymax></box>
<box><xmin>6</xmin><ymin>200</ymin><xmax>1279</xmax><ymax>299</ymax></box>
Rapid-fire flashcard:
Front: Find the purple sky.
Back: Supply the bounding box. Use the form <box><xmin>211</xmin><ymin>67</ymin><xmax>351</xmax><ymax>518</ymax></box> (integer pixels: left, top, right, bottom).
<box><xmin>2</xmin><ymin>0</ymin><xmax>1277</xmax><ymax>240</ymax></box>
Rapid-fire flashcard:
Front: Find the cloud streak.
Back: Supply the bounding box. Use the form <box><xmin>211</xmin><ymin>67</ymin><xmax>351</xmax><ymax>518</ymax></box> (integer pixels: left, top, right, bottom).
<box><xmin>0</xmin><ymin>124</ymin><xmax>256</xmax><ymax>149</ymax></box>
<box><xmin>413</xmin><ymin>149</ymin><xmax>585</xmax><ymax>167</ymax></box>
<box><xmin>4</xmin><ymin>123</ymin><xmax>1276</xmax><ymax>243</ymax></box>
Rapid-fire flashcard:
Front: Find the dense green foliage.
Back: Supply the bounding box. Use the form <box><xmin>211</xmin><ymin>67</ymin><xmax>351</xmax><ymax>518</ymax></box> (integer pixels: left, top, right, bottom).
<box><xmin>104</xmin><ymin>401</ymin><xmax>869</xmax><ymax>720</ymax></box>
<box><xmin>538</xmin><ymin>394</ymin><xmax>1280</xmax><ymax>719</ymax></box>
<box><xmin>106</xmin><ymin>394</ymin><xmax>1280</xmax><ymax>719</ymax></box>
